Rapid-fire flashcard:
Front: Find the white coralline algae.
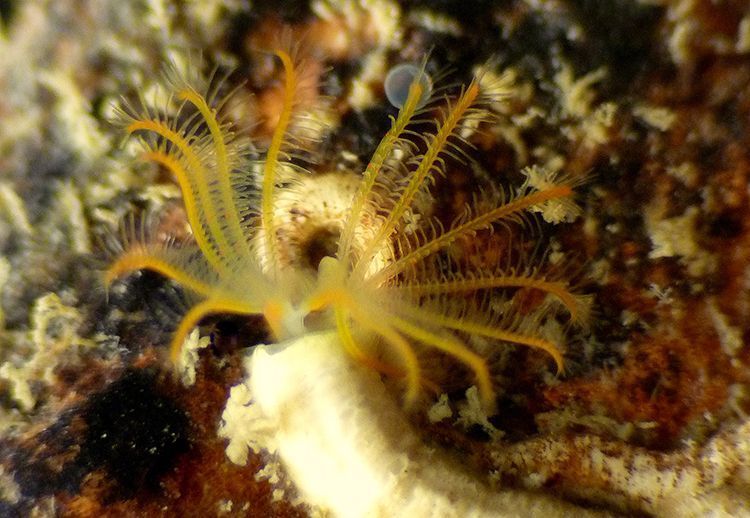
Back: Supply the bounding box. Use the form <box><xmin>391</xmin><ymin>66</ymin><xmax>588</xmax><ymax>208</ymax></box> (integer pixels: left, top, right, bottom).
<box><xmin>219</xmin><ymin>332</ymin><xmax>604</xmax><ymax>517</ymax></box>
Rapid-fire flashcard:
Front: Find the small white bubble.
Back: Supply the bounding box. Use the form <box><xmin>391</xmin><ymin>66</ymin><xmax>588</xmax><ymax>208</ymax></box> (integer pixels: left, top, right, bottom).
<box><xmin>384</xmin><ymin>63</ymin><xmax>432</xmax><ymax>109</ymax></box>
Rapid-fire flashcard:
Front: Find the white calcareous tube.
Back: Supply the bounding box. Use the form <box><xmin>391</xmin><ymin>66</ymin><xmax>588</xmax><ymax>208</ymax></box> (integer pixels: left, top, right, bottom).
<box><xmin>220</xmin><ymin>332</ymin><xmax>604</xmax><ymax>517</ymax></box>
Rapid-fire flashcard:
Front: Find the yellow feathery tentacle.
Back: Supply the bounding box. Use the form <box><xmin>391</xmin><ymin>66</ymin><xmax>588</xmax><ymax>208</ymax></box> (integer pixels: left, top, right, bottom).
<box><xmin>176</xmin><ymin>87</ymin><xmax>252</xmax><ymax>259</ymax></box>
<box><xmin>459</xmin><ymin>322</ymin><xmax>564</xmax><ymax>375</ymax></box>
<box><xmin>139</xmin><ymin>150</ymin><xmax>225</xmax><ymax>271</ymax></box>
<box><xmin>105</xmin><ymin>248</ymin><xmax>213</xmax><ymax>297</ymax></box>
<box><xmin>261</xmin><ymin>50</ymin><xmax>297</xmax><ymax>275</ymax></box>
<box><xmin>388</xmin><ymin>315</ymin><xmax>494</xmax><ymax>409</ymax></box>
<box><xmin>370</xmin><ymin>185</ymin><xmax>573</xmax><ymax>285</ymax></box>
<box><xmin>169</xmin><ymin>297</ymin><xmax>264</xmax><ymax>363</ymax></box>
<box><xmin>338</xmin><ymin>77</ymin><xmax>425</xmax><ymax>264</ymax></box>
<box><xmin>348</xmin><ymin>308</ymin><xmax>422</xmax><ymax>406</ymax></box>
<box><xmin>354</xmin><ymin>81</ymin><xmax>481</xmax><ymax>279</ymax></box>
<box><xmin>126</xmin><ymin>119</ymin><xmax>233</xmax><ymax>272</ymax></box>
<box><xmin>302</xmin><ymin>268</ymin><xmax>424</xmax><ymax>404</ymax></box>
<box><xmin>395</xmin><ymin>274</ymin><xmax>580</xmax><ymax>321</ymax></box>
<box><xmin>334</xmin><ymin>307</ymin><xmax>415</xmax><ymax>385</ymax></box>
<box><xmin>400</xmin><ymin>304</ymin><xmax>564</xmax><ymax>374</ymax></box>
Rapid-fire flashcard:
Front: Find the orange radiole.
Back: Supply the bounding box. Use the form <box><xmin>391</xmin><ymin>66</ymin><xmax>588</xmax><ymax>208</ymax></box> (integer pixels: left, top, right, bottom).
<box><xmin>107</xmin><ymin>49</ymin><xmax>585</xmax><ymax>408</ymax></box>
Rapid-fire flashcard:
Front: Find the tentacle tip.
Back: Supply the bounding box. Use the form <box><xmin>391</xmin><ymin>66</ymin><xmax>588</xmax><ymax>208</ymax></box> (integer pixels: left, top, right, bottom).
<box><xmin>169</xmin><ymin>339</ymin><xmax>184</xmax><ymax>369</ymax></box>
<box><xmin>402</xmin><ymin>373</ymin><xmax>430</xmax><ymax>412</ymax></box>
<box><xmin>403</xmin><ymin>391</ymin><xmax>419</xmax><ymax>411</ymax></box>
<box><xmin>482</xmin><ymin>396</ymin><xmax>498</xmax><ymax>416</ymax></box>
<box><xmin>102</xmin><ymin>266</ymin><xmax>122</xmax><ymax>289</ymax></box>
<box><xmin>478</xmin><ymin>380</ymin><xmax>497</xmax><ymax>414</ymax></box>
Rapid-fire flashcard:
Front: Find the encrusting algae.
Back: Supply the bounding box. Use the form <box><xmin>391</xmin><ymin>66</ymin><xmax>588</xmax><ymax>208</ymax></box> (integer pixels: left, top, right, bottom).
<box><xmin>105</xmin><ymin>46</ymin><xmax>586</xmax><ymax>408</ymax></box>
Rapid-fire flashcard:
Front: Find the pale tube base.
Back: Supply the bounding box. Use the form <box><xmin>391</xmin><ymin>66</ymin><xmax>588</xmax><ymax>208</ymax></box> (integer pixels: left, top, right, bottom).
<box><xmin>220</xmin><ymin>331</ymin><xmax>605</xmax><ymax>517</ymax></box>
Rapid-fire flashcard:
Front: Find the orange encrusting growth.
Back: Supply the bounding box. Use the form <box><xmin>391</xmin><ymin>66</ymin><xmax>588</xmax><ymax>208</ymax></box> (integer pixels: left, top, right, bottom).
<box><xmin>106</xmin><ymin>48</ymin><xmax>585</xmax><ymax>409</ymax></box>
